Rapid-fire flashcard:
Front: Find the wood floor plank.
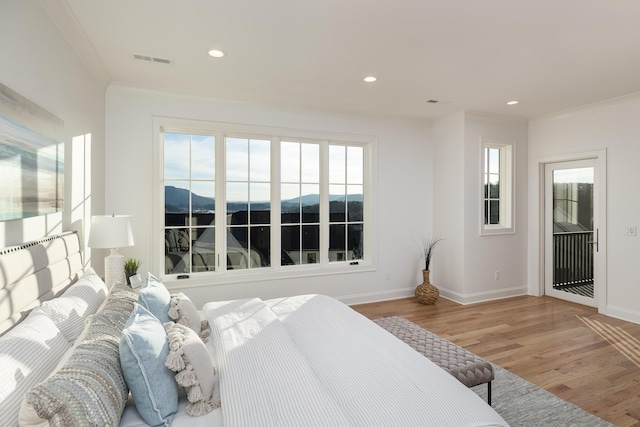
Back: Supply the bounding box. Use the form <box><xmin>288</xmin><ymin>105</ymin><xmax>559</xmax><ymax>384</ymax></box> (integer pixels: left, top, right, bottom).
<box><xmin>352</xmin><ymin>295</ymin><xmax>640</xmax><ymax>426</ymax></box>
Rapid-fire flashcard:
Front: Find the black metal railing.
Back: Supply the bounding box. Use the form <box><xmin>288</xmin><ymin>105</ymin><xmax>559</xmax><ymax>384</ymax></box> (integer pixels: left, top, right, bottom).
<box><xmin>553</xmin><ymin>231</ymin><xmax>594</xmax><ymax>289</ymax></box>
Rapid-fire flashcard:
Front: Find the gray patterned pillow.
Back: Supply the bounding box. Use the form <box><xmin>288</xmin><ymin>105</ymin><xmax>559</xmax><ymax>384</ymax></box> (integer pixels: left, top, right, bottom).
<box><xmin>20</xmin><ymin>283</ymin><xmax>137</xmax><ymax>426</ymax></box>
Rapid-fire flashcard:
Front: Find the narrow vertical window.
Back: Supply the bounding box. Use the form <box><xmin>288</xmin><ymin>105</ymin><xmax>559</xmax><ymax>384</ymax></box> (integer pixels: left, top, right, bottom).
<box><xmin>484</xmin><ymin>146</ymin><xmax>501</xmax><ymax>225</ymax></box>
<box><xmin>226</xmin><ymin>137</ymin><xmax>271</xmax><ymax>269</ymax></box>
<box><xmin>329</xmin><ymin>145</ymin><xmax>364</xmax><ymax>262</ymax></box>
<box><xmin>281</xmin><ymin>141</ymin><xmax>320</xmax><ymax>265</ymax></box>
<box><xmin>164</xmin><ymin>132</ymin><xmax>216</xmax><ymax>274</ymax></box>
<box><xmin>481</xmin><ymin>138</ymin><xmax>514</xmax><ymax>235</ymax></box>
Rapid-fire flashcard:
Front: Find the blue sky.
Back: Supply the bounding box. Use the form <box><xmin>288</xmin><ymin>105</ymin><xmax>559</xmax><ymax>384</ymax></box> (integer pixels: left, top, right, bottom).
<box><xmin>164</xmin><ymin>132</ymin><xmax>363</xmax><ymax>203</ymax></box>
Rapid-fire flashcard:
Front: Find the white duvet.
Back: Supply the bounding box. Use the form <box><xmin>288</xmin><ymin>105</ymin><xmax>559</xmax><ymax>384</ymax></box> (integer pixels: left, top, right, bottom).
<box><xmin>202</xmin><ymin>294</ymin><xmax>509</xmax><ymax>427</ymax></box>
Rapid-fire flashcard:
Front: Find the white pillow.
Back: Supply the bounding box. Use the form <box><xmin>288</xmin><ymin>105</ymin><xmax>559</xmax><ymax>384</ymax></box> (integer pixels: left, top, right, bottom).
<box><xmin>34</xmin><ymin>267</ymin><xmax>108</xmax><ymax>343</ymax></box>
<box><xmin>0</xmin><ymin>311</ymin><xmax>70</xmax><ymax>427</ymax></box>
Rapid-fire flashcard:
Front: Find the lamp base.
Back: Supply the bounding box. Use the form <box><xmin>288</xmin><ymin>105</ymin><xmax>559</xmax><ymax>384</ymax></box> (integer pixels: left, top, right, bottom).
<box><xmin>104</xmin><ymin>248</ymin><xmax>125</xmax><ymax>288</ymax></box>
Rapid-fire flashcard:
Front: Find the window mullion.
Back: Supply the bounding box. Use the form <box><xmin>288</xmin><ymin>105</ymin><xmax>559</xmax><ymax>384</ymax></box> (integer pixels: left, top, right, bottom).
<box><xmin>271</xmin><ymin>137</ymin><xmax>282</xmax><ymax>269</ymax></box>
<box><xmin>320</xmin><ymin>141</ymin><xmax>330</xmax><ymax>264</ymax></box>
<box><xmin>298</xmin><ymin>145</ymin><xmax>303</xmax><ymax>266</ymax></box>
<box><xmin>217</xmin><ymin>132</ymin><xmax>227</xmax><ymax>272</ymax></box>
<box><xmin>499</xmin><ymin>145</ymin><xmax>506</xmax><ymax>226</ymax></box>
<box><xmin>155</xmin><ymin>126</ymin><xmax>165</xmax><ymax>275</ymax></box>
<box><xmin>343</xmin><ymin>146</ymin><xmax>349</xmax><ymax>261</ymax></box>
<box><xmin>363</xmin><ymin>142</ymin><xmax>372</xmax><ymax>263</ymax></box>
<box><xmin>187</xmin><ymin>135</ymin><xmax>193</xmax><ymax>274</ymax></box>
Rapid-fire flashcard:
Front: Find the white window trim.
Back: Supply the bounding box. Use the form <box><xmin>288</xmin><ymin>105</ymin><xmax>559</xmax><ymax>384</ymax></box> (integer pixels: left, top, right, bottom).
<box><xmin>151</xmin><ymin>117</ymin><xmax>377</xmax><ymax>289</ymax></box>
<box><xmin>480</xmin><ymin>137</ymin><xmax>515</xmax><ymax>236</ymax></box>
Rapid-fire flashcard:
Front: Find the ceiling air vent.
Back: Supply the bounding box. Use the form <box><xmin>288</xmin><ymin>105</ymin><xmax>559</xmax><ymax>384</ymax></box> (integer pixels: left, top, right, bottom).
<box><xmin>132</xmin><ymin>54</ymin><xmax>173</xmax><ymax>65</ymax></box>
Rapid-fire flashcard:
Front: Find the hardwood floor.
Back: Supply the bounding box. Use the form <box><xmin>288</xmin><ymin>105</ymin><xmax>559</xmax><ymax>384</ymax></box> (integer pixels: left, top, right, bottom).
<box><xmin>352</xmin><ymin>295</ymin><xmax>640</xmax><ymax>427</ymax></box>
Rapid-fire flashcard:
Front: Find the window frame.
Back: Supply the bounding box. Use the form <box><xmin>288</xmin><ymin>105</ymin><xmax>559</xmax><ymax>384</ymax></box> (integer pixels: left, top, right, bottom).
<box><xmin>480</xmin><ymin>137</ymin><xmax>515</xmax><ymax>236</ymax></box>
<box><xmin>152</xmin><ymin>117</ymin><xmax>376</xmax><ymax>289</ymax></box>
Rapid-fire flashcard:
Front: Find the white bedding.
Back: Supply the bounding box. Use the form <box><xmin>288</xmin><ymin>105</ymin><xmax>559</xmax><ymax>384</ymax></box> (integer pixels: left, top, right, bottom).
<box><xmin>120</xmin><ymin>397</ymin><xmax>223</xmax><ymax>427</ymax></box>
<box><xmin>202</xmin><ymin>294</ymin><xmax>509</xmax><ymax>427</ymax></box>
<box><xmin>5</xmin><ymin>235</ymin><xmax>502</xmax><ymax>427</ymax></box>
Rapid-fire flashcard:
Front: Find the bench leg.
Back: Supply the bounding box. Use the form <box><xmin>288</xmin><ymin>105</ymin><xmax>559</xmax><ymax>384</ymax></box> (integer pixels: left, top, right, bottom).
<box><xmin>487</xmin><ymin>381</ymin><xmax>492</xmax><ymax>406</ymax></box>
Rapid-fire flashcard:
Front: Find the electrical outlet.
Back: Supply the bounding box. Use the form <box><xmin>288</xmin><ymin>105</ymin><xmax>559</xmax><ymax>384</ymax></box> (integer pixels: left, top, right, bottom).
<box><xmin>494</xmin><ymin>271</ymin><xmax>500</xmax><ymax>280</ymax></box>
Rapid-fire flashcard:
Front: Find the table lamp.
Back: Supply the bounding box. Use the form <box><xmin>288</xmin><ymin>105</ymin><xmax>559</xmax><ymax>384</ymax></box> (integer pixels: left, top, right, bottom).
<box><xmin>88</xmin><ymin>214</ymin><xmax>135</xmax><ymax>287</ymax></box>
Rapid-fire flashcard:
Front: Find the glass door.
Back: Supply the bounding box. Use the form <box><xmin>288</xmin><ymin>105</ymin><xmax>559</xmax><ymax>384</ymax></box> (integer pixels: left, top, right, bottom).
<box><xmin>544</xmin><ymin>160</ymin><xmax>597</xmax><ymax>307</ymax></box>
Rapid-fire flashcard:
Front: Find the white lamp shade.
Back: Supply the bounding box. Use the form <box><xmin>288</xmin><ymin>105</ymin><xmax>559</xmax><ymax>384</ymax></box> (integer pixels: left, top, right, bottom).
<box><xmin>88</xmin><ymin>215</ymin><xmax>135</xmax><ymax>249</ymax></box>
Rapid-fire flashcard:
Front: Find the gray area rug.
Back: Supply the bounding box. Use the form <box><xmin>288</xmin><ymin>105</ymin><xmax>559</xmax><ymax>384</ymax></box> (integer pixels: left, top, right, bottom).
<box><xmin>471</xmin><ymin>363</ymin><xmax>614</xmax><ymax>427</ymax></box>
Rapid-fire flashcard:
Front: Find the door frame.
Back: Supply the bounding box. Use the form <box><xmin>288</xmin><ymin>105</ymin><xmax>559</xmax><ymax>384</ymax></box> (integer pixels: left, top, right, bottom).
<box><xmin>544</xmin><ymin>159</ymin><xmax>597</xmax><ymax>307</ymax></box>
<box><xmin>532</xmin><ymin>149</ymin><xmax>607</xmax><ymax>314</ymax></box>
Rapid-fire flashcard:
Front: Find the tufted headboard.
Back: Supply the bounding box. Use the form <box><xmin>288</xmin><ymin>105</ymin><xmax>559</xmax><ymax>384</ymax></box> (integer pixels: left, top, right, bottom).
<box><xmin>0</xmin><ymin>231</ymin><xmax>83</xmax><ymax>335</ymax></box>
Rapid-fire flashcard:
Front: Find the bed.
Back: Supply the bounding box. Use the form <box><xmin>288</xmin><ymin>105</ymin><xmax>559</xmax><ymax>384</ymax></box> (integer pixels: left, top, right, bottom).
<box><xmin>0</xmin><ymin>232</ymin><xmax>509</xmax><ymax>426</ymax></box>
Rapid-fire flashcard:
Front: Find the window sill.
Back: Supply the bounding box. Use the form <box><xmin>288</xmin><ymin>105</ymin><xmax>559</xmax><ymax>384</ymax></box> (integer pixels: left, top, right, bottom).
<box><xmin>480</xmin><ymin>226</ymin><xmax>515</xmax><ymax>236</ymax></box>
<box><xmin>161</xmin><ymin>261</ymin><xmax>375</xmax><ymax>291</ymax></box>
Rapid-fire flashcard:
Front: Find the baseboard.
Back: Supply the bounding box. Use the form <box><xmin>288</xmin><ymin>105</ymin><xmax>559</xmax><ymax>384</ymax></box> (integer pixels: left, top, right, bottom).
<box><xmin>340</xmin><ymin>287</ymin><xmax>414</xmax><ymax>306</ymax></box>
<box><xmin>340</xmin><ymin>285</ymin><xmax>529</xmax><ymax>306</ymax></box>
<box><xmin>605</xmin><ymin>304</ymin><xmax>640</xmax><ymax>325</ymax></box>
<box><xmin>439</xmin><ymin>285</ymin><xmax>529</xmax><ymax>305</ymax></box>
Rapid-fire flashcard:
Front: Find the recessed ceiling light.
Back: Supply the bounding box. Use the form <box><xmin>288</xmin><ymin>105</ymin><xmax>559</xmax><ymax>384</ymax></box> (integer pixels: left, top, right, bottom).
<box><xmin>208</xmin><ymin>49</ymin><xmax>225</xmax><ymax>58</ymax></box>
<box><xmin>363</xmin><ymin>76</ymin><xmax>377</xmax><ymax>83</ymax></box>
<box><xmin>506</xmin><ymin>100</ymin><xmax>519</xmax><ymax>105</ymax></box>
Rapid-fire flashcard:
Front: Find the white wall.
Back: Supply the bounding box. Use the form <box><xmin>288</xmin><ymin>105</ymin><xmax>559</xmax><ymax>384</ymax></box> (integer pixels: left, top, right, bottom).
<box><xmin>433</xmin><ymin>111</ymin><xmax>529</xmax><ymax>304</ymax></box>
<box><xmin>462</xmin><ymin>113</ymin><xmax>529</xmax><ymax>302</ymax></box>
<box><xmin>529</xmin><ymin>94</ymin><xmax>640</xmax><ymax>324</ymax></box>
<box><xmin>432</xmin><ymin>112</ymin><xmax>466</xmax><ymax>294</ymax></box>
<box><xmin>0</xmin><ymin>1</ymin><xmax>106</xmax><ymax>260</ymax></box>
<box><xmin>105</xmin><ymin>85</ymin><xmax>433</xmax><ymax>305</ymax></box>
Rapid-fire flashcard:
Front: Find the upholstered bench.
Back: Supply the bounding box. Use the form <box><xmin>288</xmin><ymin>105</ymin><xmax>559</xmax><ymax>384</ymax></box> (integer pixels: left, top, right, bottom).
<box><xmin>373</xmin><ymin>316</ymin><xmax>494</xmax><ymax>405</ymax></box>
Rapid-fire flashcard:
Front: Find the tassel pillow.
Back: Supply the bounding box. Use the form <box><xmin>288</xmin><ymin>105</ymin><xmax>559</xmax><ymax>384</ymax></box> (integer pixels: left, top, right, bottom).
<box><xmin>168</xmin><ymin>293</ymin><xmax>209</xmax><ymax>340</ymax></box>
<box><xmin>164</xmin><ymin>322</ymin><xmax>220</xmax><ymax>416</ymax></box>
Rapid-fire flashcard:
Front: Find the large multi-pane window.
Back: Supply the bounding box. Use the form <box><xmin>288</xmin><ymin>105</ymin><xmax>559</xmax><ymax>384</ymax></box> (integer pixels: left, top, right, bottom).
<box><xmin>481</xmin><ymin>138</ymin><xmax>514</xmax><ymax>235</ymax></box>
<box><xmin>158</xmin><ymin>122</ymin><xmax>371</xmax><ymax>279</ymax></box>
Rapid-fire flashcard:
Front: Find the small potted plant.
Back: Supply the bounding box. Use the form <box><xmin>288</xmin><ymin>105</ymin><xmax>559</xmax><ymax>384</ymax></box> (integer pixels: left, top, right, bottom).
<box><xmin>415</xmin><ymin>237</ymin><xmax>442</xmax><ymax>305</ymax></box>
<box><xmin>124</xmin><ymin>258</ymin><xmax>142</xmax><ymax>287</ymax></box>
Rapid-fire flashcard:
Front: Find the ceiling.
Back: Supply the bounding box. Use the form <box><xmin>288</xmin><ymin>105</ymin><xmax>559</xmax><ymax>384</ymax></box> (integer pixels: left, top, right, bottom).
<box><xmin>45</xmin><ymin>0</ymin><xmax>640</xmax><ymax>120</ymax></box>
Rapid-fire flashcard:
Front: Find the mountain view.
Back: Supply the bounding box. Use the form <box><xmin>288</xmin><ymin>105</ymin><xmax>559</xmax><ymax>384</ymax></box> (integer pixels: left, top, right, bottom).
<box><xmin>165</xmin><ymin>185</ymin><xmax>362</xmax><ymax>213</ymax></box>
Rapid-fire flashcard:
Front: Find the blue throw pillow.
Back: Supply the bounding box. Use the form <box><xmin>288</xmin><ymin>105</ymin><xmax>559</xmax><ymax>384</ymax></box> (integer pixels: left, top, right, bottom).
<box><xmin>120</xmin><ymin>303</ymin><xmax>178</xmax><ymax>427</ymax></box>
<box><xmin>138</xmin><ymin>273</ymin><xmax>171</xmax><ymax>323</ymax></box>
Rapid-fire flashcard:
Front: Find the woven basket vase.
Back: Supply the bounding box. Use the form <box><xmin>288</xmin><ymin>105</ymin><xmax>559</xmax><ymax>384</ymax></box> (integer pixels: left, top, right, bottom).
<box><xmin>415</xmin><ymin>269</ymin><xmax>439</xmax><ymax>305</ymax></box>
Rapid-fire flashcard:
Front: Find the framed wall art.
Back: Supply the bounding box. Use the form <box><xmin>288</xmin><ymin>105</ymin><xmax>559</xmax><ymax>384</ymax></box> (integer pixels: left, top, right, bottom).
<box><xmin>0</xmin><ymin>82</ymin><xmax>64</xmax><ymax>221</ymax></box>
